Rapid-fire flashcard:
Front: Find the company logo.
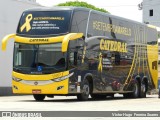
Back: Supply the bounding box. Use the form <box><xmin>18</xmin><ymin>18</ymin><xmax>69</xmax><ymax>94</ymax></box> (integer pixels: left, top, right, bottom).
<box><xmin>1</xmin><ymin>112</ymin><xmax>42</xmax><ymax>117</ymax></box>
<box><xmin>20</xmin><ymin>14</ymin><xmax>33</xmax><ymax>32</ymax></box>
<box><xmin>93</xmin><ymin>21</ymin><xmax>132</xmax><ymax>36</ymax></box>
<box><xmin>34</xmin><ymin>82</ymin><xmax>38</xmax><ymax>85</ymax></box>
<box><xmin>2</xmin><ymin>112</ymin><xmax>11</xmax><ymax>117</ymax></box>
<box><xmin>29</xmin><ymin>39</ymin><xmax>49</xmax><ymax>42</ymax></box>
<box><xmin>100</xmin><ymin>39</ymin><xmax>128</xmax><ymax>53</ymax></box>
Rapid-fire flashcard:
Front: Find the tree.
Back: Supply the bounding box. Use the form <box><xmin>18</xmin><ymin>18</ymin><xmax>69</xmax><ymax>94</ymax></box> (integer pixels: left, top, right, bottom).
<box><xmin>57</xmin><ymin>1</ymin><xmax>109</xmax><ymax>13</ymax></box>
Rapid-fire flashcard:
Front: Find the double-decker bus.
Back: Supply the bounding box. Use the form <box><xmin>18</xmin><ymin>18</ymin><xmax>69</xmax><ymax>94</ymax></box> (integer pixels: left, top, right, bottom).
<box><xmin>1</xmin><ymin>7</ymin><xmax>158</xmax><ymax>101</ymax></box>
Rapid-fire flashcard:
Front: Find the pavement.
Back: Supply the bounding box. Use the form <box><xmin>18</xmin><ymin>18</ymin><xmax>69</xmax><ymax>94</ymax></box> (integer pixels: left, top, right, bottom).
<box><xmin>0</xmin><ymin>94</ymin><xmax>159</xmax><ymax>111</ymax></box>
<box><xmin>0</xmin><ymin>94</ymin><xmax>160</xmax><ymax>120</ymax></box>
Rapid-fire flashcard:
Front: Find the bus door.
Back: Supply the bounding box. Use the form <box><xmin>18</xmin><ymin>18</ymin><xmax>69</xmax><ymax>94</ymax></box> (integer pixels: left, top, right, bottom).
<box><xmin>68</xmin><ymin>38</ymin><xmax>84</xmax><ymax>92</ymax></box>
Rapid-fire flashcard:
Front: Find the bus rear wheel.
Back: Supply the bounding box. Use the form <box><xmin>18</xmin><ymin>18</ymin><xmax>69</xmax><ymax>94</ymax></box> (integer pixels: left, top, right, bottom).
<box><xmin>33</xmin><ymin>94</ymin><xmax>45</xmax><ymax>101</ymax></box>
<box><xmin>130</xmin><ymin>81</ymin><xmax>140</xmax><ymax>98</ymax></box>
<box><xmin>140</xmin><ymin>81</ymin><xmax>147</xmax><ymax>98</ymax></box>
<box><xmin>77</xmin><ymin>80</ymin><xmax>90</xmax><ymax>101</ymax></box>
<box><xmin>123</xmin><ymin>81</ymin><xmax>140</xmax><ymax>98</ymax></box>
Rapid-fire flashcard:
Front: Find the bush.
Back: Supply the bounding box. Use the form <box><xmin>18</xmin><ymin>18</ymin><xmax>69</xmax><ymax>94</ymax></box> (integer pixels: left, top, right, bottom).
<box><xmin>57</xmin><ymin>1</ymin><xmax>109</xmax><ymax>13</ymax></box>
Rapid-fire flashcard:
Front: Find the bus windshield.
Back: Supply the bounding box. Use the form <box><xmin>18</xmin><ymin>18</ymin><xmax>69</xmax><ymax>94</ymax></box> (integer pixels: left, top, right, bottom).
<box><xmin>13</xmin><ymin>43</ymin><xmax>66</xmax><ymax>74</ymax></box>
<box><xmin>17</xmin><ymin>10</ymin><xmax>71</xmax><ymax>36</ymax></box>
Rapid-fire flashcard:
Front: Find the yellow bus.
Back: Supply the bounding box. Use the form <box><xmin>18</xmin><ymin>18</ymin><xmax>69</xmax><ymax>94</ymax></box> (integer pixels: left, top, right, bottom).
<box><xmin>1</xmin><ymin>7</ymin><xmax>158</xmax><ymax>101</ymax></box>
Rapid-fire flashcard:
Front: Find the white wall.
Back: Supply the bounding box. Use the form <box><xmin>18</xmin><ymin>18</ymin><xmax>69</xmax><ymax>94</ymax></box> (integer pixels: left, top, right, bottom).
<box><xmin>143</xmin><ymin>0</ymin><xmax>160</xmax><ymax>26</ymax></box>
<box><xmin>0</xmin><ymin>0</ymin><xmax>41</xmax><ymax>87</ymax></box>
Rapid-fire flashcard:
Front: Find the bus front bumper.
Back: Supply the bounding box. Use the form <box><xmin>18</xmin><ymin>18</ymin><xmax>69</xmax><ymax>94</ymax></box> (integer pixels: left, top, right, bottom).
<box><xmin>12</xmin><ymin>79</ymin><xmax>69</xmax><ymax>94</ymax></box>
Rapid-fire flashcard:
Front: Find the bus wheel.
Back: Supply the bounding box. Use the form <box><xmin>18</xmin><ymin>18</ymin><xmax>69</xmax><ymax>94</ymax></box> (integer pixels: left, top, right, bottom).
<box><xmin>33</xmin><ymin>94</ymin><xmax>45</xmax><ymax>101</ymax></box>
<box><xmin>77</xmin><ymin>80</ymin><xmax>90</xmax><ymax>101</ymax></box>
<box><xmin>140</xmin><ymin>81</ymin><xmax>147</xmax><ymax>98</ymax></box>
<box><xmin>130</xmin><ymin>82</ymin><xmax>140</xmax><ymax>98</ymax></box>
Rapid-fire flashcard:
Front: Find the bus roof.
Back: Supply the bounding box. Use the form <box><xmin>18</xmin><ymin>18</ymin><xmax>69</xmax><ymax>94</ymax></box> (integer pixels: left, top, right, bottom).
<box><xmin>23</xmin><ymin>6</ymin><xmax>157</xmax><ymax>30</ymax></box>
<box><xmin>24</xmin><ymin>6</ymin><xmax>91</xmax><ymax>12</ymax></box>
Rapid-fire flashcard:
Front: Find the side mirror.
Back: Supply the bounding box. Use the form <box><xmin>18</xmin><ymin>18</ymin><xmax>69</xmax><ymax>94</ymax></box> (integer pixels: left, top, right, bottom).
<box><xmin>62</xmin><ymin>33</ymin><xmax>83</xmax><ymax>52</ymax></box>
<box><xmin>1</xmin><ymin>34</ymin><xmax>16</xmax><ymax>51</ymax></box>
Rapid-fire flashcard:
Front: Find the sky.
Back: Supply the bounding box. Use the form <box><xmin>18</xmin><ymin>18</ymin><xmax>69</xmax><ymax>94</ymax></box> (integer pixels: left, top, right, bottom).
<box><xmin>36</xmin><ymin>0</ymin><xmax>143</xmax><ymax>22</ymax></box>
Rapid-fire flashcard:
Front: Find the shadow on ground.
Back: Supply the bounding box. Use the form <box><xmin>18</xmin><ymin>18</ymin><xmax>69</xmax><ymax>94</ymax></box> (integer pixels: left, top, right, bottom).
<box><xmin>17</xmin><ymin>95</ymin><xmax>158</xmax><ymax>103</ymax></box>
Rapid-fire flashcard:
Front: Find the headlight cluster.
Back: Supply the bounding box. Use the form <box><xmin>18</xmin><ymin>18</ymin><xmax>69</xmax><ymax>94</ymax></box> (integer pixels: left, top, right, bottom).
<box><xmin>52</xmin><ymin>72</ymin><xmax>74</xmax><ymax>82</ymax></box>
<box><xmin>53</xmin><ymin>76</ymin><xmax>69</xmax><ymax>82</ymax></box>
<box><xmin>12</xmin><ymin>76</ymin><xmax>22</xmax><ymax>82</ymax></box>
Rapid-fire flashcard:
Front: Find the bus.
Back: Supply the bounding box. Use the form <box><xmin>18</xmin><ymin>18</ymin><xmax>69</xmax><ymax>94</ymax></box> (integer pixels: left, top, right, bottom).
<box><xmin>1</xmin><ymin>7</ymin><xmax>158</xmax><ymax>101</ymax></box>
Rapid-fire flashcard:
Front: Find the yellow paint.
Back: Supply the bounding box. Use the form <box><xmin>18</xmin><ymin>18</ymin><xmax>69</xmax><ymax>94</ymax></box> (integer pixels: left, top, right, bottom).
<box><xmin>147</xmin><ymin>25</ymin><xmax>157</xmax><ymax>29</ymax></box>
<box><xmin>12</xmin><ymin>71</ymin><xmax>68</xmax><ymax>80</ymax></box>
<box><xmin>98</xmin><ymin>52</ymin><xmax>102</xmax><ymax>72</ymax></box>
<box><xmin>147</xmin><ymin>45</ymin><xmax>158</xmax><ymax>88</ymax></box>
<box><xmin>124</xmin><ymin>26</ymin><xmax>137</xmax><ymax>87</ymax></box>
<box><xmin>12</xmin><ymin>71</ymin><xmax>69</xmax><ymax>94</ymax></box>
<box><xmin>20</xmin><ymin>14</ymin><xmax>33</xmax><ymax>32</ymax></box>
<box><xmin>15</xmin><ymin>33</ymin><xmax>83</xmax><ymax>47</ymax></box>
<box><xmin>15</xmin><ymin>35</ymin><xmax>64</xmax><ymax>44</ymax></box>
<box><xmin>82</xmin><ymin>46</ymin><xmax>86</xmax><ymax>63</ymax></box>
<box><xmin>1</xmin><ymin>34</ymin><xmax>16</xmax><ymax>51</ymax></box>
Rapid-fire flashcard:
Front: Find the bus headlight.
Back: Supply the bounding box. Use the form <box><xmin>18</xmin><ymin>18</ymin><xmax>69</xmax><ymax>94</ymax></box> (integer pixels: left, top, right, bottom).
<box><xmin>52</xmin><ymin>72</ymin><xmax>74</xmax><ymax>82</ymax></box>
<box><xmin>52</xmin><ymin>76</ymin><xmax>67</xmax><ymax>82</ymax></box>
<box><xmin>12</xmin><ymin>76</ymin><xmax>22</xmax><ymax>82</ymax></box>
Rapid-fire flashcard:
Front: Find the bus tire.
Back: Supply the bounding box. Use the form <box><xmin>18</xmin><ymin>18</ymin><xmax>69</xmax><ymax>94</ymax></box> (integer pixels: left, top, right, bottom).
<box><xmin>33</xmin><ymin>94</ymin><xmax>45</xmax><ymax>101</ymax></box>
<box><xmin>140</xmin><ymin>81</ymin><xmax>147</xmax><ymax>98</ymax></box>
<box><xmin>77</xmin><ymin>80</ymin><xmax>90</xmax><ymax>101</ymax></box>
<box><xmin>130</xmin><ymin>81</ymin><xmax>140</xmax><ymax>98</ymax></box>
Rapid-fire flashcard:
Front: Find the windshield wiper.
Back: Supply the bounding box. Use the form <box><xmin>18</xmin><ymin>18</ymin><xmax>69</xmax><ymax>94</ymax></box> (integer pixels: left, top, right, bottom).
<box><xmin>13</xmin><ymin>67</ymin><xmax>22</xmax><ymax>72</ymax></box>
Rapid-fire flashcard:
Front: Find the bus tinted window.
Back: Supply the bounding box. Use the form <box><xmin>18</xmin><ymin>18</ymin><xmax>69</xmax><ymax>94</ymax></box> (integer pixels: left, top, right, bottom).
<box><xmin>17</xmin><ymin>11</ymin><xmax>71</xmax><ymax>36</ymax></box>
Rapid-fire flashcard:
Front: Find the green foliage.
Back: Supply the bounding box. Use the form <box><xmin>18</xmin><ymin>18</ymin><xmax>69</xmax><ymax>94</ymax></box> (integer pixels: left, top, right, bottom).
<box><xmin>57</xmin><ymin>1</ymin><xmax>109</xmax><ymax>13</ymax></box>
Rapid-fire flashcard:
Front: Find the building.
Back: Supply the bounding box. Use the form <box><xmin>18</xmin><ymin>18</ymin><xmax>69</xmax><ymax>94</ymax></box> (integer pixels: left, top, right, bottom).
<box><xmin>143</xmin><ymin>0</ymin><xmax>160</xmax><ymax>26</ymax></box>
<box><xmin>142</xmin><ymin>0</ymin><xmax>160</xmax><ymax>60</ymax></box>
<box><xmin>0</xmin><ymin>0</ymin><xmax>41</xmax><ymax>95</ymax></box>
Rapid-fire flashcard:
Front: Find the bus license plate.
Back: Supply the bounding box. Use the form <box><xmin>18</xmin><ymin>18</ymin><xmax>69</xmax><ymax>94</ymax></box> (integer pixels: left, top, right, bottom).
<box><xmin>32</xmin><ymin>89</ymin><xmax>41</xmax><ymax>94</ymax></box>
